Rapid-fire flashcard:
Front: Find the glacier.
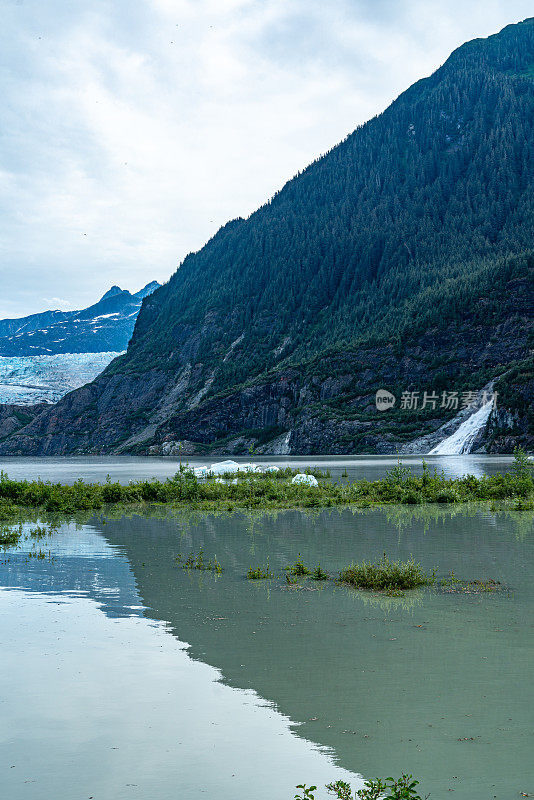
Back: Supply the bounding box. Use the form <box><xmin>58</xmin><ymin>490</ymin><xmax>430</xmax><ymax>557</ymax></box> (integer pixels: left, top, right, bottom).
<box><xmin>0</xmin><ymin>352</ymin><xmax>123</xmax><ymax>405</ymax></box>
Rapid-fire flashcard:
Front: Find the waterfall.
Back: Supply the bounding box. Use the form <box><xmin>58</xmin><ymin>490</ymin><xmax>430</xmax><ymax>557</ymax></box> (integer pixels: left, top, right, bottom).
<box><xmin>429</xmin><ymin>401</ymin><xmax>494</xmax><ymax>455</ymax></box>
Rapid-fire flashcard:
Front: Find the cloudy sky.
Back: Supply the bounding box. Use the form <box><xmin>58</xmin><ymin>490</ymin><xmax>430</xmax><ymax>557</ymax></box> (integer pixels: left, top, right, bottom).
<box><xmin>1</xmin><ymin>0</ymin><xmax>533</xmax><ymax>318</ymax></box>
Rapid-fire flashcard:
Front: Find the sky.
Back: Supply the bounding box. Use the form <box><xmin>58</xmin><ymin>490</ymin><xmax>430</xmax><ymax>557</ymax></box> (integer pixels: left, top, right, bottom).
<box><xmin>1</xmin><ymin>0</ymin><xmax>533</xmax><ymax>318</ymax></box>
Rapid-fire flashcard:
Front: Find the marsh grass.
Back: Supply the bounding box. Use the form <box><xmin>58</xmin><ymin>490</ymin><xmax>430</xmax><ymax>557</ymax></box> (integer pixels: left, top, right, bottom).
<box><xmin>29</xmin><ymin>524</ymin><xmax>53</xmax><ymax>539</ymax></box>
<box><xmin>0</xmin><ymin>525</ymin><xmax>21</xmax><ymax>546</ymax></box>
<box><xmin>514</xmin><ymin>498</ymin><xmax>534</xmax><ymax>510</ymax></box>
<box><xmin>0</xmin><ymin>500</ymin><xmax>18</xmax><ymax>522</ymax></box>
<box><xmin>175</xmin><ymin>548</ymin><xmax>222</xmax><ymax>573</ymax></box>
<box><xmin>440</xmin><ymin>571</ymin><xmax>504</xmax><ymax>593</ymax></box>
<box><xmin>339</xmin><ymin>553</ymin><xmax>430</xmax><ymax>592</ymax></box>
<box><xmin>285</xmin><ymin>554</ymin><xmax>311</xmax><ymax>576</ymax></box>
<box><xmin>28</xmin><ymin>548</ymin><xmax>54</xmax><ymax>561</ymax></box>
<box><xmin>311</xmin><ymin>564</ymin><xmax>329</xmax><ymax>581</ymax></box>
<box><xmin>297</xmin><ymin>773</ymin><xmax>425</xmax><ymax>800</ymax></box>
<box><xmin>247</xmin><ymin>559</ymin><xmax>273</xmax><ymax>579</ymax></box>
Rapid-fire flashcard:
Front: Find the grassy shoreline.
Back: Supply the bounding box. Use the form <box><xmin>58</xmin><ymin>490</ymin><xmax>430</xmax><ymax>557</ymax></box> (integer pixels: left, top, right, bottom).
<box><xmin>0</xmin><ymin>453</ymin><xmax>532</xmax><ymax>518</ymax></box>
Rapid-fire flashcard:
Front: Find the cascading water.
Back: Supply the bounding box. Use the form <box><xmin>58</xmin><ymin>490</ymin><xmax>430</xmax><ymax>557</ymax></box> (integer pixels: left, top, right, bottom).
<box><xmin>429</xmin><ymin>400</ymin><xmax>494</xmax><ymax>455</ymax></box>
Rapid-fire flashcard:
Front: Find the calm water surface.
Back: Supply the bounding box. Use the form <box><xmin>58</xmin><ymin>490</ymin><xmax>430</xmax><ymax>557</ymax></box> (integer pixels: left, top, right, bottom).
<box><xmin>0</xmin><ymin>453</ymin><xmax>518</xmax><ymax>483</ymax></box>
<box><xmin>1</xmin><ymin>487</ymin><xmax>533</xmax><ymax>799</ymax></box>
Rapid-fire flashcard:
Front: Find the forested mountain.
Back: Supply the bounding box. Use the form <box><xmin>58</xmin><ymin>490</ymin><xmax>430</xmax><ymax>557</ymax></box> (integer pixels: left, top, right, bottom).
<box><xmin>2</xmin><ymin>19</ymin><xmax>533</xmax><ymax>455</ymax></box>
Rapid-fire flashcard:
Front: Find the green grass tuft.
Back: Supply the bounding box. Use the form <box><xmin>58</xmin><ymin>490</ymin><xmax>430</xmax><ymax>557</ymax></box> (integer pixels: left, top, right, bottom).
<box><xmin>247</xmin><ymin>560</ymin><xmax>273</xmax><ymax>579</ymax></box>
<box><xmin>0</xmin><ymin>525</ymin><xmax>21</xmax><ymax>546</ymax></box>
<box><xmin>285</xmin><ymin>554</ymin><xmax>310</xmax><ymax>576</ymax></box>
<box><xmin>311</xmin><ymin>564</ymin><xmax>330</xmax><ymax>581</ymax></box>
<box><xmin>175</xmin><ymin>548</ymin><xmax>222</xmax><ymax>573</ymax></box>
<box><xmin>339</xmin><ymin>553</ymin><xmax>429</xmax><ymax>591</ymax></box>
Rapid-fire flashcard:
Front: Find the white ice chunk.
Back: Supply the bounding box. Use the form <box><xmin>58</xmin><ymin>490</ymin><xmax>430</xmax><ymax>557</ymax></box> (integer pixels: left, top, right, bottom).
<box><xmin>209</xmin><ymin>460</ymin><xmax>240</xmax><ymax>475</ymax></box>
<box><xmin>291</xmin><ymin>473</ymin><xmax>319</xmax><ymax>487</ymax></box>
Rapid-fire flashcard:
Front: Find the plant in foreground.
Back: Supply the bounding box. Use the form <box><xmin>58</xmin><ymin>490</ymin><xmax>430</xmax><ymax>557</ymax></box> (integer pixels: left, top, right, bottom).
<box><xmin>511</xmin><ymin>446</ymin><xmax>534</xmax><ymax>480</ymax></box>
<box><xmin>295</xmin><ymin>786</ymin><xmax>317</xmax><ymax>800</ymax></box>
<box><xmin>286</xmin><ymin>554</ymin><xmax>311</xmax><ymax>576</ymax></box>
<box><xmin>339</xmin><ymin>553</ymin><xmax>429</xmax><ymax>592</ymax></box>
<box><xmin>0</xmin><ymin>525</ymin><xmax>21</xmax><ymax>546</ymax></box>
<box><xmin>175</xmin><ymin>548</ymin><xmax>222</xmax><ymax>573</ymax></box>
<box><xmin>311</xmin><ymin>563</ymin><xmax>329</xmax><ymax>581</ymax></box>
<box><xmin>321</xmin><ymin>774</ymin><xmax>425</xmax><ymax>800</ymax></box>
<box><xmin>247</xmin><ymin>558</ymin><xmax>273</xmax><ymax>579</ymax></box>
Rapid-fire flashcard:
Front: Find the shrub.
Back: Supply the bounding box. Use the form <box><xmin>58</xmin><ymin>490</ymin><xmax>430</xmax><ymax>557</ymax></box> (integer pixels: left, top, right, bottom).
<box><xmin>401</xmin><ymin>490</ymin><xmax>421</xmax><ymax>505</ymax></box>
<box><xmin>511</xmin><ymin>446</ymin><xmax>534</xmax><ymax>481</ymax></box>
<box><xmin>102</xmin><ymin>480</ymin><xmax>124</xmax><ymax>503</ymax></box>
<box><xmin>325</xmin><ymin>773</ymin><xmax>424</xmax><ymax>800</ymax></box>
<box><xmin>339</xmin><ymin>553</ymin><xmax>429</xmax><ymax>591</ymax></box>
<box><xmin>434</xmin><ymin>488</ymin><xmax>459</xmax><ymax>503</ymax></box>
<box><xmin>311</xmin><ymin>564</ymin><xmax>329</xmax><ymax>581</ymax></box>
<box><xmin>0</xmin><ymin>525</ymin><xmax>21</xmax><ymax>546</ymax></box>
<box><xmin>247</xmin><ymin>560</ymin><xmax>273</xmax><ymax>579</ymax></box>
<box><xmin>285</xmin><ymin>554</ymin><xmax>310</xmax><ymax>576</ymax></box>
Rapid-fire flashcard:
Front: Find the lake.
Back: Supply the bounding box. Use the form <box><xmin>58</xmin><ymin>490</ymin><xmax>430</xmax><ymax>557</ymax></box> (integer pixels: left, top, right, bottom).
<box><xmin>1</xmin><ymin>457</ymin><xmax>533</xmax><ymax>800</ymax></box>
<box><xmin>0</xmin><ymin>453</ymin><xmax>519</xmax><ymax>484</ymax></box>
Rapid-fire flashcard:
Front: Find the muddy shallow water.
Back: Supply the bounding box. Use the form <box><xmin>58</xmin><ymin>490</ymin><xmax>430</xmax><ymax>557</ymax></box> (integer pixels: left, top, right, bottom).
<box><xmin>1</xmin><ymin>501</ymin><xmax>533</xmax><ymax>799</ymax></box>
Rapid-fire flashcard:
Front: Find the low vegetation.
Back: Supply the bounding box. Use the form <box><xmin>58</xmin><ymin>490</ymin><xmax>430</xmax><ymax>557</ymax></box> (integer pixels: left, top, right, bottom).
<box><xmin>175</xmin><ymin>548</ymin><xmax>222</xmax><ymax>574</ymax></box>
<box><xmin>339</xmin><ymin>554</ymin><xmax>431</xmax><ymax>592</ymax></box>
<box><xmin>285</xmin><ymin>554</ymin><xmax>311</xmax><ymax>577</ymax></box>
<box><xmin>246</xmin><ymin>553</ymin><xmax>432</xmax><ymax>593</ymax></box>
<box><xmin>295</xmin><ymin>774</ymin><xmax>425</xmax><ymax>800</ymax></box>
<box><xmin>0</xmin><ymin>524</ymin><xmax>21</xmax><ymax>546</ymax></box>
<box><xmin>439</xmin><ymin>572</ymin><xmax>504</xmax><ymax>593</ymax></box>
<box><xmin>247</xmin><ymin>560</ymin><xmax>273</xmax><ymax>580</ymax></box>
<box><xmin>311</xmin><ymin>564</ymin><xmax>329</xmax><ymax>581</ymax></box>
<box><xmin>0</xmin><ymin>450</ymin><xmax>531</xmax><ymax>516</ymax></box>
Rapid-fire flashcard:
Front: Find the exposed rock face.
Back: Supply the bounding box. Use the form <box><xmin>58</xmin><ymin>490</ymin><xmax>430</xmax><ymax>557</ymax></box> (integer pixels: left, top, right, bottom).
<box><xmin>0</xmin><ymin>404</ymin><xmax>49</xmax><ymax>445</ymax></box>
<box><xmin>1</xmin><ymin>269</ymin><xmax>531</xmax><ymax>455</ymax></box>
<box><xmin>488</xmin><ymin>371</ymin><xmax>534</xmax><ymax>453</ymax></box>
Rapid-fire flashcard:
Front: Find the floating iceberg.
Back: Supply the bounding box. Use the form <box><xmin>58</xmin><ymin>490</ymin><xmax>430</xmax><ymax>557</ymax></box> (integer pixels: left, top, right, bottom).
<box><xmin>209</xmin><ymin>460</ymin><xmax>241</xmax><ymax>475</ymax></box>
<box><xmin>191</xmin><ymin>461</ymin><xmax>282</xmax><ymax>479</ymax></box>
<box><xmin>207</xmin><ymin>460</ymin><xmax>264</xmax><ymax>475</ymax></box>
<box><xmin>291</xmin><ymin>473</ymin><xmax>319</xmax><ymax>487</ymax></box>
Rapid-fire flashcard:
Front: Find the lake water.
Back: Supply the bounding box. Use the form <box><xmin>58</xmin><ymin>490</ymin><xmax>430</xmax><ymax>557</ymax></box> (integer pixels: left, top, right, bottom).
<box><xmin>0</xmin><ymin>453</ymin><xmax>518</xmax><ymax>483</ymax></box>
<box><xmin>1</xmin><ymin>458</ymin><xmax>533</xmax><ymax>800</ymax></box>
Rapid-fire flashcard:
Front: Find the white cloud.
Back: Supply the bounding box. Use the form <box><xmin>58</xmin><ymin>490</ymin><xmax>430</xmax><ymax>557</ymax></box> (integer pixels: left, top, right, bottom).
<box><xmin>42</xmin><ymin>298</ymin><xmax>73</xmax><ymax>311</ymax></box>
<box><xmin>0</xmin><ymin>0</ymin><xmax>533</xmax><ymax>317</ymax></box>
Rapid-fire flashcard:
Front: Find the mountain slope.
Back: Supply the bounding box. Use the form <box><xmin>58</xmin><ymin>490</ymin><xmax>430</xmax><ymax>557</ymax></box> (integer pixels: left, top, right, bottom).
<box><xmin>2</xmin><ymin>19</ymin><xmax>534</xmax><ymax>455</ymax></box>
<box><xmin>0</xmin><ymin>281</ymin><xmax>160</xmax><ymax>357</ymax></box>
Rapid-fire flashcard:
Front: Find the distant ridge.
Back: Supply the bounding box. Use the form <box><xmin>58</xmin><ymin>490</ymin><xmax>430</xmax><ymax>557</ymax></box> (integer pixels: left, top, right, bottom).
<box><xmin>0</xmin><ymin>281</ymin><xmax>161</xmax><ymax>357</ymax></box>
